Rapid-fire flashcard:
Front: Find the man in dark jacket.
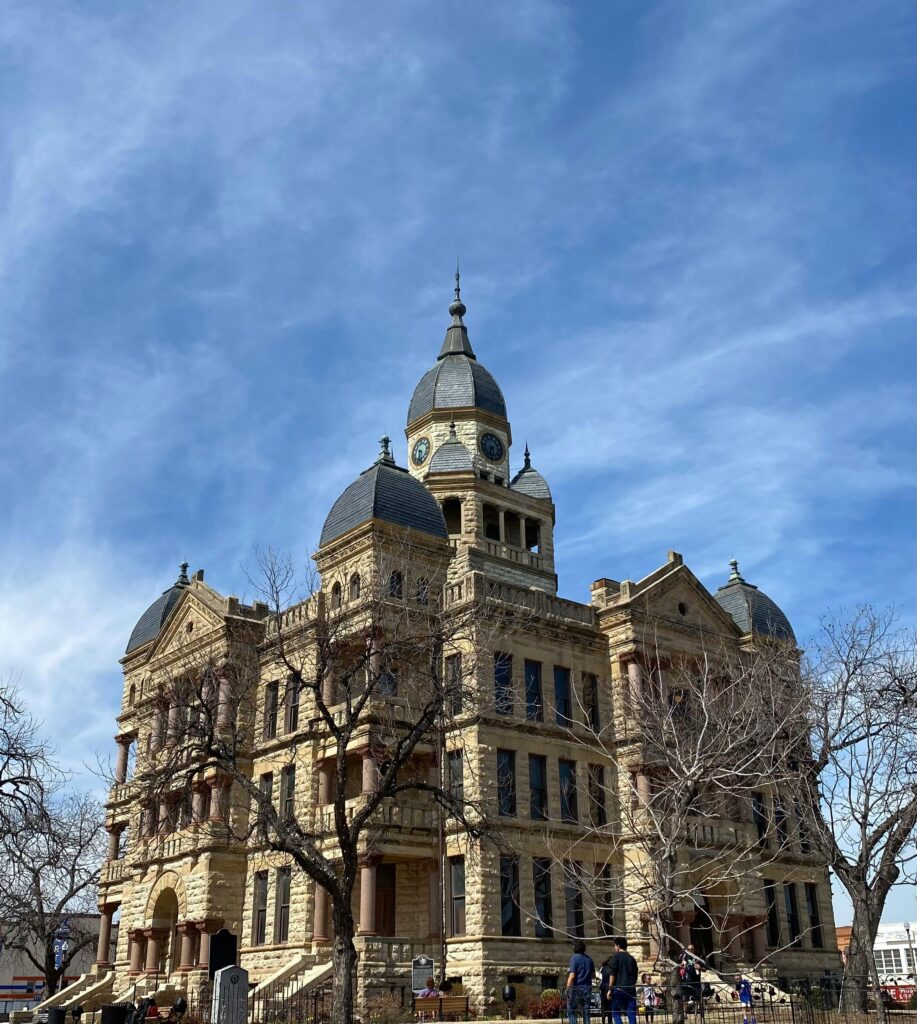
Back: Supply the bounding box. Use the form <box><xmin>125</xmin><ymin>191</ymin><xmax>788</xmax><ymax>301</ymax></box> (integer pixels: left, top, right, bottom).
<box><xmin>607</xmin><ymin>937</ymin><xmax>638</xmax><ymax>1024</ymax></box>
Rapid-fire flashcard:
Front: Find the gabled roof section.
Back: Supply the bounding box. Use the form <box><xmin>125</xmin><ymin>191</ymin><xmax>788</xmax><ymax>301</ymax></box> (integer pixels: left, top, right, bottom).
<box><xmin>125</xmin><ymin>565</ymin><xmax>191</xmax><ymax>653</ymax></box>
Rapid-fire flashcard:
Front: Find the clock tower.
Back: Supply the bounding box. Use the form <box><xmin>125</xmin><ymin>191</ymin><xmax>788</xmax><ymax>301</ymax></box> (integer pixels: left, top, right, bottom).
<box><xmin>405</xmin><ymin>274</ymin><xmax>557</xmax><ymax>593</ymax></box>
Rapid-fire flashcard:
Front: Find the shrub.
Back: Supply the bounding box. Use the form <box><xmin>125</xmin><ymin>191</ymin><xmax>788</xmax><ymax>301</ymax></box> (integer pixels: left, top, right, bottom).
<box><xmin>522</xmin><ymin>994</ymin><xmax>564</xmax><ymax>1019</ymax></box>
<box><xmin>364</xmin><ymin>992</ymin><xmax>412</xmax><ymax>1024</ymax></box>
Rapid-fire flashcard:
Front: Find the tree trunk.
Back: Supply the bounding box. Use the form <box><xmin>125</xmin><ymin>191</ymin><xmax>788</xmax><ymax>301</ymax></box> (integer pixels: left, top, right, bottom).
<box><xmin>842</xmin><ymin>894</ymin><xmax>882</xmax><ymax>1017</ymax></box>
<box><xmin>330</xmin><ymin>902</ymin><xmax>358</xmax><ymax>1024</ymax></box>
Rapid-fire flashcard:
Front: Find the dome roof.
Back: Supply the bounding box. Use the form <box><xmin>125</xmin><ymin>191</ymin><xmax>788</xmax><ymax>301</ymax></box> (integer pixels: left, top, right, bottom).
<box><xmin>320</xmin><ymin>438</ymin><xmax>448</xmax><ymax>547</ymax></box>
<box><xmin>428</xmin><ymin>423</ymin><xmax>474</xmax><ymax>474</ymax></box>
<box><xmin>713</xmin><ymin>560</ymin><xmax>795</xmax><ymax>642</ymax></box>
<box><xmin>407</xmin><ymin>276</ymin><xmax>507</xmax><ymax>425</ymax></box>
<box><xmin>510</xmin><ymin>447</ymin><xmax>551</xmax><ymax>500</ymax></box>
<box><xmin>126</xmin><ymin>564</ymin><xmax>190</xmax><ymax>653</ymax></box>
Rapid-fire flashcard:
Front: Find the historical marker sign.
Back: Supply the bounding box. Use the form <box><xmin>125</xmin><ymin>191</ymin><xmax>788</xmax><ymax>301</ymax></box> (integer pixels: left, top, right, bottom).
<box><xmin>212</xmin><ymin>965</ymin><xmax>249</xmax><ymax>1024</ymax></box>
<box><xmin>411</xmin><ymin>954</ymin><xmax>435</xmax><ymax>992</ymax></box>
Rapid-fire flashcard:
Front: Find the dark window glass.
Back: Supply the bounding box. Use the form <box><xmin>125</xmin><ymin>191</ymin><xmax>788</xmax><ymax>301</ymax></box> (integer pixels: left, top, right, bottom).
<box><xmin>389</xmin><ymin>571</ymin><xmax>403</xmax><ymax>599</ymax></box>
<box><xmin>598</xmin><ymin>865</ymin><xmax>615</xmax><ymax>936</ymax></box>
<box><xmin>254</xmin><ymin>871</ymin><xmax>268</xmax><ymax>945</ymax></box>
<box><xmin>500</xmin><ymin>856</ymin><xmax>521</xmax><ymax>936</ymax></box>
<box><xmin>774</xmin><ymin>797</ymin><xmax>789</xmax><ymax>846</ymax></box>
<box><xmin>805</xmin><ymin>883</ymin><xmax>824</xmax><ymax>948</ymax></box>
<box><xmin>497</xmin><ymin>749</ymin><xmax>517</xmax><ymax>816</ymax></box>
<box><xmin>276</xmin><ymin>867</ymin><xmax>291</xmax><ymax>942</ymax></box>
<box><xmin>280</xmin><ymin>765</ymin><xmax>296</xmax><ymax>821</ymax></box>
<box><xmin>448</xmin><ymin>749</ymin><xmax>464</xmax><ymax>809</ymax></box>
<box><xmin>258</xmin><ymin>772</ymin><xmax>273</xmax><ymax>833</ymax></box>
<box><xmin>446</xmin><ymin>653</ymin><xmax>463</xmax><ymax>716</ymax></box>
<box><xmin>331</xmin><ymin>582</ymin><xmax>342</xmax><ymax>610</ymax></box>
<box><xmin>764</xmin><ymin>880</ymin><xmax>780</xmax><ymax>946</ymax></box>
<box><xmin>559</xmin><ymin>759</ymin><xmax>578</xmax><ymax>823</ymax></box>
<box><xmin>416</xmin><ymin>577</ymin><xmax>430</xmax><ymax>605</ymax></box>
<box><xmin>284</xmin><ymin>677</ymin><xmax>300</xmax><ymax>733</ymax></box>
<box><xmin>752</xmin><ymin>793</ymin><xmax>770</xmax><ymax>847</ymax></box>
<box><xmin>588</xmin><ymin>765</ymin><xmax>607</xmax><ymax>827</ymax></box>
<box><xmin>583</xmin><ymin>674</ymin><xmax>600</xmax><ymax>731</ymax></box>
<box><xmin>495</xmin><ymin>653</ymin><xmax>513</xmax><ymax>715</ymax></box>
<box><xmin>563</xmin><ymin>861</ymin><xmax>585</xmax><ymax>938</ymax></box>
<box><xmin>263</xmin><ymin>682</ymin><xmax>279</xmax><ymax>740</ymax></box>
<box><xmin>450</xmin><ymin>856</ymin><xmax>466</xmax><ymax>935</ymax></box>
<box><xmin>783</xmin><ymin>883</ymin><xmax>802</xmax><ymax>946</ymax></box>
<box><xmin>795</xmin><ymin>800</ymin><xmax>812</xmax><ymax>854</ymax></box>
<box><xmin>554</xmin><ymin>666</ymin><xmax>572</xmax><ymax>727</ymax></box>
<box><xmin>378</xmin><ymin>670</ymin><xmax>397</xmax><ymax>697</ymax></box>
<box><xmin>533</xmin><ymin>858</ymin><xmax>553</xmax><ymax>937</ymax></box>
<box><xmin>349</xmin><ymin>573</ymin><xmax>361</xmax><ymax>601</ymax></box>
<box><xmin>524</xmin><ymin>659</ymin><xmax>544</xmax><ymax>721</ymax></box>
<box><xmin>529</xmin><ymin>755</ymin><xmax>548</xmax><ymax>820</ymax></box>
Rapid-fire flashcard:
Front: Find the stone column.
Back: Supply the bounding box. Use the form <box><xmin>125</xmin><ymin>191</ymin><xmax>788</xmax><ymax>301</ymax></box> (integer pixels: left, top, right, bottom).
<box><xmin>358</xmin><ymin>860</ymin><xmax>378</xmax><ymax>935</ymax></box>
<box><xmin>191</xmin><ymin>785</ymin><xmax>206</xmax><ymax>825</ymax></box>
<box><xmin>144</xmin><ymin>928</ymin><xmax>166</xmax><ymax>973</ymax></box>
<box><xmin>675</xmin><ymin>915</ymin><xmax>693</xmax><ymax>951</ymax></box>
<box><xmin>361</xmin><ymin>750</ymin><xmax>378</xmax><ymax>795</ymax></box>
<box><xmin>751</xmin><ymin>922</ymin><xmax>768</xmax><ymax>963</ymax></box>
<box><xmin>636</xmin><ymin>773</ymin><xmax>652</xmax><ymax>807</ymax></box>
<box><xmin>114</xmin><ymin>736</ymin><xmax>131</xmax><ymax>784</ymax></box>
<box><xmin>167</xmin><ymin>702</ymin><xmax>181</xmax><ymax>743</ymax></box>
<box><xmin>177</xmin><ymin>925</ymin><xmax>195</xmax><ymax>972</ymax></box>
<box><xmin>317</xmin><ymin>763</ymin><xmax>332</xmax><ymax>805</ymax></box>
<box><xmin>106</xmin><ymin>824</ymin><xmax>123</xmax><ymax>861</ymax></box>
<box><xmin>428</xmin><ymin>861</ymin><xmax>441</xmax><ymax>939</ymax></box>
<box><xmin>196</xmin><ymin>922</ymin><xmax>219</xmax><ymax>972</ymax></box>
<box><xmin>158</xmin><ymin>798</ymin><xmax>171</xmax><ymax>834</ymax></box>
<box><xmin>150</xmin><ymin>706</ymin><xmax>164</xmax><ymax>753</ymax></box>
<box><xmin>216</xmin><ymin>674</ymin><xmax>232</xmax><ymax>729</ymax></box>
<box><xmin>129</xmin><ymin>930</ymin><xmax>145</xmax><ymax>974</ymax></box>
<box><xmin>313</xmin><ymin>885</ymin><xmax>330</xmax><ymax>943</ymax></box>
<box><xmin>209</xmin><ymin>778</ymin><xmax>229</xmax><ymax>822</ymax></box>
<box><xmin>498</xmin><ymin>509</ymin><xmax>506</xmax><ymax>543</ymax></box>
<box><xmin>95</xmin><ymin>904</ymin><xmax>116</xmax><ymax>965</ymax></box>
<box><xmin>627</xmin><ymin>660</ymin><xmax>643</xmax><ymax>705</ymax></box>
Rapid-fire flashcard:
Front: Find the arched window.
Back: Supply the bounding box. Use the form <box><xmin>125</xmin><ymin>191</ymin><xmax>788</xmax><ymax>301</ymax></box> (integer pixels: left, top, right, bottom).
<box><xmin>331</xmin><ymin>582</ymin><xmax>342</xmax><ymax>610</ymax></box>
<box><xmin>416</xmin><ymin>577</ymin><xmax>430</xmax><ymax>606</ymax></box>
<box><xmin>127</xmin><ymin>683</ymin><xmax>136</xmax><ymax>707</ymax></box>
<box><xmin>442</xmin><ymin>497</ymin><xmax>462</xmax><ymax>536</ymax></box>
<box><xmin>389</xmin><ymin>570</ymin><xmax>403</xmax><ymax>599</ymax></box>
<box><xmin>349</xmin><ymin>573</ymin><xmax>361</xmax><ymax>601</ymax></box>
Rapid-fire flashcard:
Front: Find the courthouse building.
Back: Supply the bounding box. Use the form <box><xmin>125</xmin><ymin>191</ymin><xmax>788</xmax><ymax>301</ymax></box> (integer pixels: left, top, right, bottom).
<box><xmin>52</xmin><ymin>280</ymin><xmax>841</xmax><ymax>1013</ymax></box>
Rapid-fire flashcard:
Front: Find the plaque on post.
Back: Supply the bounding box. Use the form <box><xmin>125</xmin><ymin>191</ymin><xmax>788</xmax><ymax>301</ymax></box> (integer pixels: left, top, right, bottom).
<box><xmin>411</xmin><ymin>954</ymin><xmax>436</xmax><ymax>992</ymax></box>
<box><xmin>211</xmin><ymin>965</ymin><xmax>249</xmax><ymax>1024</ymax></box>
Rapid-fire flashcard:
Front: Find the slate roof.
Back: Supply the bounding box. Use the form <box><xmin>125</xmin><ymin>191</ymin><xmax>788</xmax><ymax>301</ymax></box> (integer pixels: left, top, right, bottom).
<box><xmin>320</xmin><ymin>443</ymin><xmax>448</xmax><ymax>547</ymax></box>
<box><xmin>126</xmin><ymin>565</ymin><xmax>190</xmax><ymax>653</ymax></box>
<box><xmin>713</xmin><ymin>561</ymin><xmax>795</xmax><ymax>642</ymax></box>
<box><xmin>428</xmin><ymin>425</ymin><xmax>474</xmax><ymax>474</ymax></box>
<box><xmin>510</xmin><ymin>448</ymin><xmax>552</xmax><ymax>500</ymax></box>
<box><xmin>407</xmin><ymin>354</ymin><xmax>507</xmax><ymax>425</ymax></box>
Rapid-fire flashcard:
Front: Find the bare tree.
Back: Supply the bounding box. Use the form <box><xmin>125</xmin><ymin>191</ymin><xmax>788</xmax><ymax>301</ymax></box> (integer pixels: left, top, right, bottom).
<box><xmin>0</xmin><ymin>674</ymin><xmax>54</xmax><ymax>832</ymax></box>
<box><xmin>545</xmin><ymin>634</ymin><xmax>809</xmax><ymax>1017</ymax></box>
<box><xmin>134</xmin><ymin>546</ymin><xmax>516</xmax><ymax>1024</ymax></box>
<box><xmin>796</xmin><ymin>607</ymin><xmax>917</xmax><ymax>1010</ymax></box>
<box><xmin>0</xmin><ymin>791</ymin><xmax>107</xmax><ymax>996</ymax></box>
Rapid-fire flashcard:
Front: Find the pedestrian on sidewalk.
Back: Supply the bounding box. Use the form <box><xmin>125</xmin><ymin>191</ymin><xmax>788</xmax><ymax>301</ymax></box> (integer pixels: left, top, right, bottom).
<box><xmin>608</xmin><ymin>937</ymin><xmax>638</xmax><ymax>1024</ymax></box>
<box><xmin>566</xmin><ymin>939</ymin><xmax>596</xmax><ymax>1024</ymax></box>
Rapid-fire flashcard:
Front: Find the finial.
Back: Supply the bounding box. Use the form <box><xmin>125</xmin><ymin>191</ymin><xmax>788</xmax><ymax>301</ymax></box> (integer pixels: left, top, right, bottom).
<box><xmin>378</xmin><ymin>435</ymin><xmax>394</xmax><ymax>464</ymax></box>
<box><xmin>449</xmin><ymin>259</ymin><xmax>466</xmax><ymax>319</ymax></box>
<box><xmin>728</xmin><ymin>559</ymin><xmax>745</xmax><ymax>584</ymax></box>
<box><xmin>449</xmin><ymin>419</ymin><xmax>457</xmax><ymax>440</ymax></box>
<box><xmin>523</xmin><ymin>442</ymin><xmax>531</xmax><ymax>470</ymax></box>
<box><xmin>178</xmin><ymin>562</ymin><xmax>190</xmax><ymax>585</ymax></box>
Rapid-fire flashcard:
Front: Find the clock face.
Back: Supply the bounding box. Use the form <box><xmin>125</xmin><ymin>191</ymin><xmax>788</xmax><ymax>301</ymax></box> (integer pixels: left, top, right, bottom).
<box><xmin>479</xmin><ymin>432</ymin><xmax>504</xmax><ymax>463</ymax></box>
<box><xmin>411</xmin><ymin>436</ymin><xmax>431</xmax><ymax>466</ymax></box>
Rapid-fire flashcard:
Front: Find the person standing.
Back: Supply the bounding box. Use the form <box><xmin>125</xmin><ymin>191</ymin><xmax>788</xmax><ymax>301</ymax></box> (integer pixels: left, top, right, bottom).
<box><xmin>608</xmin><ymin>937</ymin><xmax>639</xmax><ymax>1024</ymax></box>
<box><xmin>679</xmin><ymin>945</ymin><xmax>705</xmax><ymax>1017</ymax></box>
<box><xmin>735</xmin><ymin>975</ymin><xmax>756</xmax><ymax>1024</ymax></box>
<box><xmin>599</xmin><ymin>957</ymin><xmax>614</xmax><ymax>1024</ymax></box>
<box><xmin>566</xmin><ymin>939</ymin><xmax>597</xmax><ymax>1024</ymax></box>
<box><xmin>641</xmin><ymin>975</ymin><xmax>658</xmax><ymax>1024</ymax></box>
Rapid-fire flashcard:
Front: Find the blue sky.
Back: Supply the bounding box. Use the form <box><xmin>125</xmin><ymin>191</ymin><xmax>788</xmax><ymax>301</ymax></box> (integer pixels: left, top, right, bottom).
<box><xmin>0</xmin><ymin>1</ymin><xmax>913</xmax><ymax>924</ymax></box>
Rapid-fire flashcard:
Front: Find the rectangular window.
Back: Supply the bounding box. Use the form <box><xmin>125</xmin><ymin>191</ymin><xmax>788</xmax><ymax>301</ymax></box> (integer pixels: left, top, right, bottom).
<box><xmin>275</xmin><ymin>866</ymin><xmax>291</xmax><ymax>943</ymax></box>
<box><xmin>874</xmin><ymin>949</ymin><xmax>902</xmax><ymax>973</ymax></box>
<box><xmin>448</xmin><ymin>749</ymin><xmax>464</xmax><ymax>809</ymax></box>
<box><xmin>524</xmin><ymin>659</ymin><xmax>544</xmax><ymax>721</ymax></box>
<box><xmin>263</xmin><ymin>682</ymin><xmax>279</xmax><ymax>740</ymax></box>
<box><xmin>258</xmin><ymin>772</ymin><xmax>273</xmax><ymax>831</ymax></box>
<box><xmin>450</xmin><ymin>856</ymin><xmax>466</xmax><ymax>936</ymax></box>
<box><xmin>284</xmin><ymin>677</ymin><xmax>300</xmax><ymax>734</ymax></box>
<box><xmin>763</xmin><ymin>880</ymin><xmax>780</xmax><ymax>946</ymax></box>
<box><xmin>499</xmin><ymin>856</ymin><xmax>521</xmax><ymax>936</ymax></box>
<box><xmin>563</xmin><ymin>861</ymin><xmax>585</xmax><ymax>938</ymax></box>
<box><xmin>554</xmin><ymin>666</ymin><xmax>572</xmax><ymax>727</ymax></box>
<box><xmin>497</xmin><ymin>749</ymin><xmax>517</xmax><ymax>816</ymax></box>
<box><xmin>280</xmin><ymin>765</ymin><xmax>296</xmax><ymax>821</ymax></box>
<box><xmin>446</xmin><ymin>653</ymin><xmax>463</xmax><ymax>716</ymax></box>
<box><xmin>598</xmin><ymin>865</ymin><xmax>615</xmax><ymax>937</ymax></box>
<box><xmin>583</xmin><ymin>674</ymin><xmax>600</xmax><ymax>731</ymax></box>
<box><xmin>253</xmin><ymin>870</ymin><xmax>268</xmax><ymax>945</ymax></box>
<box><xmin>752</xmin><ymin>793</ymin><xmax>770</xmax><ymax>847</ymax></box>
<box><xmin>495</xmin><ymin>653</ymin><xmax>513</xmax><ymax>715</ymax></box>
<box><xmin>588</xmin><ymin>765</ymin><xmax>607</xmax><ymax>827</ymax></box>
<box><xmin>783</xmin><ymin>882</ymin><xmax>802</xmax><ymax>946</ymax></box>
<box><xmin>804</xmin><ymin>883</ymin><xmax>824</xmax><ymax>949</ymax></box>
<box><xmin>774</xmin><ymin>797</ymin><xmax>789</xmax><ymax>846</ymax></box>
<box><xmin>532</xmin><ymin>858</ymin><xmax>553</xmax><ymax>938</ymax></box>
<box><xmin>795</xmin><ymin>800</ymin><xmax>812</xmax><ymax>854</ymax></box>
<box><xmin>559</xmin><ymin>759</ymin><xmax>578</xmax><ymax>823</ymax></box>
<box><xmin>529</xmin><ymin>755</ymin><xmax>548</xmax><ymax>820</ymax></box>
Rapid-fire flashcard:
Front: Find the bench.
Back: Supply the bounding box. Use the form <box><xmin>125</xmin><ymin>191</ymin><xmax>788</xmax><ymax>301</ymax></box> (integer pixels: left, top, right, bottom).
<box><xmin>411</xmin><ymin>995</ymin><xmax>470</xmax><ymax>1021</ymax></box>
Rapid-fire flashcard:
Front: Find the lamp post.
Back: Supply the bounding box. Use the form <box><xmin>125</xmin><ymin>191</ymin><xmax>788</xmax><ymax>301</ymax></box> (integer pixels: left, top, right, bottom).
<box><xmin>904</xmin><ymin>922</ymin><xmax>916</xmax><ymax>982</ymax></box>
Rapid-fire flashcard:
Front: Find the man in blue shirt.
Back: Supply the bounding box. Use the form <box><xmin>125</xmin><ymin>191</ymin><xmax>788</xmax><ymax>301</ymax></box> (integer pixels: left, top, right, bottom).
<box><xmin>566</xmin><ymin>940</ymin><xmax>596</xmax><ymax>1024</ymax></box>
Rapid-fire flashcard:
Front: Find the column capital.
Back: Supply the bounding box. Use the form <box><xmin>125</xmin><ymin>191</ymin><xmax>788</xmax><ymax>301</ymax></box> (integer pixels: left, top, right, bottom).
<box><xmin>194</xmin><ymin>918</ymin><xmax>223</xmax><ymax>934</ymax></box>
<box><xmin>97</xmin><ymin>901</ymin><xmax>119</xmax><ymax>915</ymax></box>
<box><xmin>143</xmin><ymin>926</ymin><xmax>168</xmax><ymax>940</ymax></box>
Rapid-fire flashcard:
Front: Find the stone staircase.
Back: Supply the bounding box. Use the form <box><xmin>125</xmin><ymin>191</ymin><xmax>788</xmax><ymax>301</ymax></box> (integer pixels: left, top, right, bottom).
<box><xmin>249</xmin><ymin>954</ymin><xmax>334</xmax><ymax>1010</ymax></box>
<box><xmin>31</xmin><ymin>971</ymin><xmax>115</xmax><ymax>1016</ymax></box>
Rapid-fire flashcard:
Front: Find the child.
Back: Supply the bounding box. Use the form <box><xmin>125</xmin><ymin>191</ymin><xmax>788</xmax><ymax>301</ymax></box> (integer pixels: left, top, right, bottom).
<box><xmin>640</xmin><ymin>975</ymin><xmax>657</xmax><ymax>1023</ymax></box>
<box><xmin>735</xmin><ymin>975</ymin><xmax>755</xmax><ymax>1024</ymax></box>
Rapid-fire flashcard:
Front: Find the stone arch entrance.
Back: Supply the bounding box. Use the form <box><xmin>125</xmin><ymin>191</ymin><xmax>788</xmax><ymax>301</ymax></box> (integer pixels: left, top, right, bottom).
<box><xmin>689</xmin><ymin>896</ymin><xmax>715</xmax><ymax>964</ymax></box>
<box><xmin>143</xmin><ymin>871</ymin><xmax>188</xmax><ymax>976</ymax></box>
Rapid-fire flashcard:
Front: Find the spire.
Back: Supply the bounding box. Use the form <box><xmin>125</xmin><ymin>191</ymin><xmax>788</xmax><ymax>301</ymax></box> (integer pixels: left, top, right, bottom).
<box><xmin>523</xmin><ymin>442</ymin><xmax>531</xmax><ymax>470</ymax></box>
<box><xmin>177</xmin><ymin>562</ymin><xmax>190</xmax><ymax>586</ymax></box>
<box><xmin>448</xmin><ymin>418</ymin><xmax>458</xmax><ymax>441</ymax></box>
<box><xmin>727</xmin><ymin>559</ymin><xmax>746</xmax><ymax>584</ymax></box>
<box><xmin>439</xmin><ymin>263</ymin><xmax>476</xmax><ymax>360</ymax></box>
<box><xmin>377</xmin><ymin>435</ymin><xmax>395</xmax><ymax>465</ymax></box>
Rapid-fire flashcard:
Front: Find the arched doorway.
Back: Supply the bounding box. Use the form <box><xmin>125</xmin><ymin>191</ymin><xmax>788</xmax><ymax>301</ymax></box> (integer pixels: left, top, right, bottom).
<box><xmin>151</xmin><ymin>889</ymin><xmax>180</xmax><ymax>975</ymax></box>
<box><xmin>689</xmin><ymin>897</ymin><xmax>715</xmax><ymax>964</ymax></box>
